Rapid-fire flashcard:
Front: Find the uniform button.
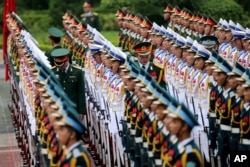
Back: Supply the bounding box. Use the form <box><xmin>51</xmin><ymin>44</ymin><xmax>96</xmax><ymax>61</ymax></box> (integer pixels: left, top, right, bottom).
<box><xmin>64</xmin><ymin>81</ymin><xmax>66</xmax><ymax>83</ymax></box>
<box><xmin>63</xmin><ymin>87</ymin><xmax>65</xmax><ymax>90</ymax></box>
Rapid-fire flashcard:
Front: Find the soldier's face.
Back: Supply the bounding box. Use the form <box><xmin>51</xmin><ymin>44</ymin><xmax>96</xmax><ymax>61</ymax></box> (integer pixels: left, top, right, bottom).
<box><xmin>242</xmin><ymin>39</ymin><xmax>249</xmax><ymax>50</ymax></box>
<box><xmin>150</xmin><ymin>102</ymin><xmax>158</xmax><ymax>113</ymax></box>
<box><xmin>111</xmin><ymin>61</ymin><xmax>120</xmax><ymax>73</ymax></box>
<box><xmin>105</xmin><ymin>58</ymin><xmax>112</xmax><ymax>68</ymax></box>
<box><xmin>163</xmin><ymin>13</ymin><xmax>171</xmax><ymax>21</ymax></box>
<box><xmin>161</xmin><ymin>40</ymin><xmax>169</xmax><ymax>50</ymax></box>
<box><xmin>186</xmin><ymin>52</ymin><xmax>195</xmax><ymax>66</ymax></box>
<box><xmin>225</xmin><ymin>31</ymin><xmax>233</xmax><ymax>42</ymax></box>
<box><xmin>236</xmin><ymin>82</ymin><xmax>245</xmax><ymax>97</ymax></box>
<box><xmin>228</xmin><ymin>75</ymin><xmax>240</xmax><ymax>89</ymax></box>
<box><xmin>198</xmin><ymin>23</ymin><xmax>204</xmax><ymax>34</ymax></box>
<box><xmin>194</xmin><ymin>57</ymin><xmax>205</xmax><ymax>70</ymax></box>
<box><xmin>57</xmin><ymin>126</ymin><xmax>72</xmax><ymax>146</ymax></box>
<box><xmin>216</xmin><ymin>72</ymin><xmax>227</xmax><ymax>86</ymax></box>
<box><xmin>155</xmin><ymin>105</ymin><xmax>166</xmax><ymax>121</ymax></box>
<box><xmin>83</xmin><ymin>6</ymin><xmax>91</xmax><ymax>13</ymax></box>
<box><xmin>205</xmin><ymin>63</ymin><xmax>214</xmax><ymax>75</ymax></box>
<box><xmin>233</xmin><ymin>39</ymin><xmax>243</xmax><ymax>50</ymax></box>
<box><xmin>212</xmin><ymin>71</ymin><xmax>219</xmax><ymax>82</ymax></box>
<box><xmin>127</xmin><ymin>79</ymin><xmax>135</xmax><ymax>91</ymax></box>
<box><xmin>174</xmin><ymin>47</ymin><xmax>182</xmax><ymax>58</ymax></box>
<box><xmin>134</xmin><ymin>86</ymin><xmax>141</xmax><ymax>97</ymax></box>
<box><xmin>93</xmin><ymin>53</ymin><xmax>102</xmax><ymax>64</ymax></box>
<box><xmin>138</xmin><ymin>55</ymin><xmax>150</xmax><ymax>65</ymax></box>
<box><xmin>168</xmin><ymin>118</ymin><xmax>184</xmax><ymax>135</ymax></box>
<box><xmin>141</xmin><ymin>92</ymin><xmax>152</xmax><ymax>108</ymax></box>
<box><xmin>155</xmin><ymin>35</ymin><xmax>163</xmax><ymax>47</ymax></box>
<box><xmin>182</xmin><ymin>49</ymin><xmax>189</xmax><ymax>62</ymax></box>
<box><xmin>163</xmin><ymin>115</ymin><xmax>173</xmax><ymax>130</ymax></box>
<box><xmin>204</xmin><ymin>24</ymin><xmax>211</xmax><ymax>35</ymax></box>
<box><xmin>140</xmin><ymin>27</ymin><xmax>149</xmax><ymax>38</ymax></box>
<box><xmin>243</xmin><ymin>87</ymin><xmax>250</xmax><ymax>102</ymax></box>
<box><xmin>218</xmin><ymin>30</ymin><xmax>225</xmax><ymax>42</ymax></box>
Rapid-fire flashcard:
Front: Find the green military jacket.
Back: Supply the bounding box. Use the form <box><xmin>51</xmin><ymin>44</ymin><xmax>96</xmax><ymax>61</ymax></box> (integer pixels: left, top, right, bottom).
<box><xmin>134</xmin><ymin>61</ymin><xmax>167</xmax><ymax>89</ymax></box>
<box><xmin>51</xmin><ymin>64</ymin><xmax>86</xmax><ymax>115</ymax></box>
<box><xmin>45</xmin><ymin>45</ymin><xmax>62</xmax><ymax>67</ymax></box>
<box><xmin>81</xmin><ymin>12</ymin><xmax>100</xmax><ymax>31</ymax></box>
<box><xmin>59</xmin><ymin>142</ymin><xmax>91</xmax><ymax>167</ymax></box>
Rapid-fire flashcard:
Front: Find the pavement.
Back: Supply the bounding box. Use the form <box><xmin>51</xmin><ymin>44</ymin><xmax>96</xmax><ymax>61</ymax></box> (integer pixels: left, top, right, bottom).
<box><xmin>0</xmin><ymin>49</ymin><xmax>23</xmax><ymax>166</ymax></box>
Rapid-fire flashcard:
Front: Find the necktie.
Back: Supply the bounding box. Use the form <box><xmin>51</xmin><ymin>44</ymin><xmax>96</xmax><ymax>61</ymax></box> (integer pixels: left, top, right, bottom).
<box><xmin>142</xmin><ymin>65</ymin><xmax>146</xmax><ymax>70</ymax></box>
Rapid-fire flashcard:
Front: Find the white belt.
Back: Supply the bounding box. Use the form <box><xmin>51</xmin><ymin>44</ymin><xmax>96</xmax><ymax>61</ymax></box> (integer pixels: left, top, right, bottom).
<box><xmin>41</xmin><ymin>148</ymin><xmax>47</xmax><ymax>154</ymax></box>
<box><xmin>135</xmin><ymin>137</ymin><xmax>142</xmax><ymax>143</ymax></box>
<box><xmin>209</xmin><ymin>112</ymin><xmax>216</xmax><ymax>118</ymax></box>
<box><xmin>231</xmin><ymin>127</ymin><xmax>240</xmax><ymax>134</ymax></box>
<box><xmin>241</xmin><ymin>138</ymin><xmax>250</xmax><ymax>145</ymax></box>
<box><xmin>127</xmin><ymin>123</ymin><xmax>131</xmax><ymax>128</ymax></box>
<box><xmin>216</xmin><ymin>119</ymin><xmax>220</xmax><ymax>125</ymax></box>
<box><xmin>148</xmin><ymin>151</ymin><xmax>153</xmax><ymax>157</ymax></box>
<box><xmin>130</xmin><ymin>129</ymin><xmax>136</xmax><ymax>135</ymax></box>
<box><xmin>143</xmin><ymin>142</ymin><xmax>148</xmax><ymax>148</ymax></box>
<box><xmin>220</xmin><ymin>124</ymin><xmax>231</xmax><ymax>131</ymax></box>
<box><xmin>155</xmin><ymin>159</ymin><xmax>162</xmax><ymax>165</ymax></box>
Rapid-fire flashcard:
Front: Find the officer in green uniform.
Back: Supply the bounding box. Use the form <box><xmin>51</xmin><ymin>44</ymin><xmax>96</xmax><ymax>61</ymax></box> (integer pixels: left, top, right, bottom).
<box><xmin>81</xmin><ymin>1</ymin><xmax>100</xmax><ymax>31</ymax></box>
<box><xmin>133</xmin><ymin>42</ymin><xmax>167</xmax><ymax>89</ymax></box>
<box><xmin>45</xmin><ymin>27</ymin><xmax>65</xmax><ymax>66</ymax></box>
<box><xmin>50</xmin><ymin>48</ymin><xmax>86</xmax><ymax>120</ymax></box>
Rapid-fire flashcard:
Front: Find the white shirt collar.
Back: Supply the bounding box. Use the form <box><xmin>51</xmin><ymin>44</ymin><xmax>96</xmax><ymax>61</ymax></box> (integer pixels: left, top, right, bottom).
<box><xmin>139</xmin><ymin>62</ymin><xmax>150</xmax><ymax>70</ymax></box>
<box><xmin>64</xmin><ymin>63</ymin><xmax>70</xmax><ymax>73</ymax></box>
<box><xmin>177</xmin><ymin>136</ymin><xmax>193</xmax><ymax>151</ymax></box>
<box><xmin>66</xmin><ymin>141</ymin><xmax>82</xmax><ymax>155</ymax></box>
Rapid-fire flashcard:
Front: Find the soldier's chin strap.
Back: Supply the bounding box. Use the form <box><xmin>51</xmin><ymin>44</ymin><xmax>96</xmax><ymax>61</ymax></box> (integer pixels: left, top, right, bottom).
<box><xmin>176</xmin><ymin>120</ymin><xmax>185</xmax><ymax>138</ymax></box>
<box><xmin>65</xmin><ymin>130</ymin><xmax>73</xmax><ymax>148</ymax></box>
<box><xmin>55</xmin><ymin>61</ymin><xmax>66</xmax><ymax>67</ymax></box>
<box><xmin>222</xmin><ymin>74</ymin><xmax>228</xmax><ymax>87</ymax></box>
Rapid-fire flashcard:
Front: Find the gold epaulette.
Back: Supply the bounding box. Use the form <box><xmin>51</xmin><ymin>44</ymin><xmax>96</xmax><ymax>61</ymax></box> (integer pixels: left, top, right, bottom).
<box><xmin>80</xmin><ymin>13</ymin><xmax>85</xmax><ymax>17</ymax></box>
<box><xmin>51</xmin><ymin>66</ymin><xmax>57</xmax><ymax>70</ymax></box>
<box><xmin>93</xmin><ymin>12</ymin><xmax>98</xmax><ymax>16</ymax></box>
<box><xmin>72</xmin><ymin>65</ymin><xmax>82</xmax><ymax>70</ymax></box>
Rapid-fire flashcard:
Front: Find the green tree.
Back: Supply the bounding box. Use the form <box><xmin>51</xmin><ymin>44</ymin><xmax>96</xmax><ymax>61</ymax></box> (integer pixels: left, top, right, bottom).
<box><xmin>48</xmin><ymin>0</ymin><xmax>82</xmax><ymax>26</ymax></box>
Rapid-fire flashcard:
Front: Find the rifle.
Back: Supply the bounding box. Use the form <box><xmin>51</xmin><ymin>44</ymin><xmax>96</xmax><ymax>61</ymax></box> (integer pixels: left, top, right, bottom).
<box><xmin>184</xmin><ymin>92</ymin><xmax>190</xmax><ymax>109</ymax></box>
<box><xmin>191</xmin><ymin>96</ymin><xmax>198</xmax><ymax>120</ymax></box>
<box><xmin>104</xmin><ymin>97</ymin><xmax>112</xmax><ymax>166</ymax></box>
<box><xmin>198</xmin><ymin>104</ymin><xmax>216</xmax><ymax>167</ymax></box>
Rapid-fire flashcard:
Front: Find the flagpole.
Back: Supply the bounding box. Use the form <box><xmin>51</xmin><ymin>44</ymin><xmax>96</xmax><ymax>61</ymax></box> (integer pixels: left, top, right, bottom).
<box><xmin>2</xmin><ymin>0</ymin><xmax>16</xmax><ymax>81</ymax></box>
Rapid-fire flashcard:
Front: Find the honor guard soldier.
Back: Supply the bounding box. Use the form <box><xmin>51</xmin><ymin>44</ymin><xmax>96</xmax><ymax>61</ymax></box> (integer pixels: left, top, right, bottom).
<box><xmin>167</xmin><ymin>103</ymin><xmax>204</xmax><ymax>167</ymax></box>
<box><xmin>240</xmin><ymin>70</ymin><xmax>250</xmax><ymax>151</ymax></box>
<box><xmin>133</xmin><ymin>42</ymin><xmax>167</xmax><ymax>88</ymax></box>
<box><xmin>163</xmin><ymin>4</ymin><xmax>173</xmax><ymax>26</ymax></box>
<box><xmin>45</xmin><ymin>27</ymin><xmax>65</xmax><ymax>66</ymax></box>
<box><xmin>228</xmin><ymin>62</ymin><xmax>246</xmax><ymax>151</ymax></box>
<box><xmin>81</xmin><ymin>1</ymin><xmax>100</xmax><ymax>31</ymax></box>
<box><xmin>50</xmin><ymin>48</ymin><xmax>86</xmax><ymax>120</ymax></box>
<box><xmin>213</xmin><ymin>59</ymin><xmax>233</xmax><ymax>167</ymax></box>
<box><xmin>56</xmin><ymin>106</ymin><xmax>91</xmax><ymax>167</ymax></box>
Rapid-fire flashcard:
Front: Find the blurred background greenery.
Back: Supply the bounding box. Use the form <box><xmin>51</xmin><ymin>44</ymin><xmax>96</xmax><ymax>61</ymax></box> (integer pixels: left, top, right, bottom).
<box><xmin>1</xmin><ymin>0</ymin><xmax>250</xmax><ymax>50</ymax></box>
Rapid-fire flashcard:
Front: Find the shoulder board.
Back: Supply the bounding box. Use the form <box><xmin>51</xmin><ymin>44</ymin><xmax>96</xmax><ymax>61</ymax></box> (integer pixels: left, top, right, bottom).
<box><xmin>72</xmin><ymin>65</ymin><xmax>82</xmax><ymax>70</ymax></box>
<box><xmin>80</xmin><ymin>13</ymin><xmax>86</xmax><ymax>17</ymax></box>
<box><xmin>185</xmin><ymin>144</ymin><xmax>193</xmax><ymax>154</ymax></box>
<box><xmin>51</xmin><ymin>66</ymin><xmax>57</xmax><ymax>70</ymax></box>
<box><xmin>229</xmin><ymin>91</ymin><xmax>235</xmax><ymax>98</ymax></box>
<box><xmin>93</xmin><ymin>12</ymin><xmax>98</xmax><ymax>16</ymax></box>
<box><xmin>73</xmin><ymin>148</ymin><xmax>81</xmax><ymax>158</ymax></box>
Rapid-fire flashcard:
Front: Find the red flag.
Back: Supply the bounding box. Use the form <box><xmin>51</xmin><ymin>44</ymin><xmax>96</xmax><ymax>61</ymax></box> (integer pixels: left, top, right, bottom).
<box><xmin>2</xmin><ymin>0</ymin><xmax>16</xmax><ymax>81</ymax></box>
